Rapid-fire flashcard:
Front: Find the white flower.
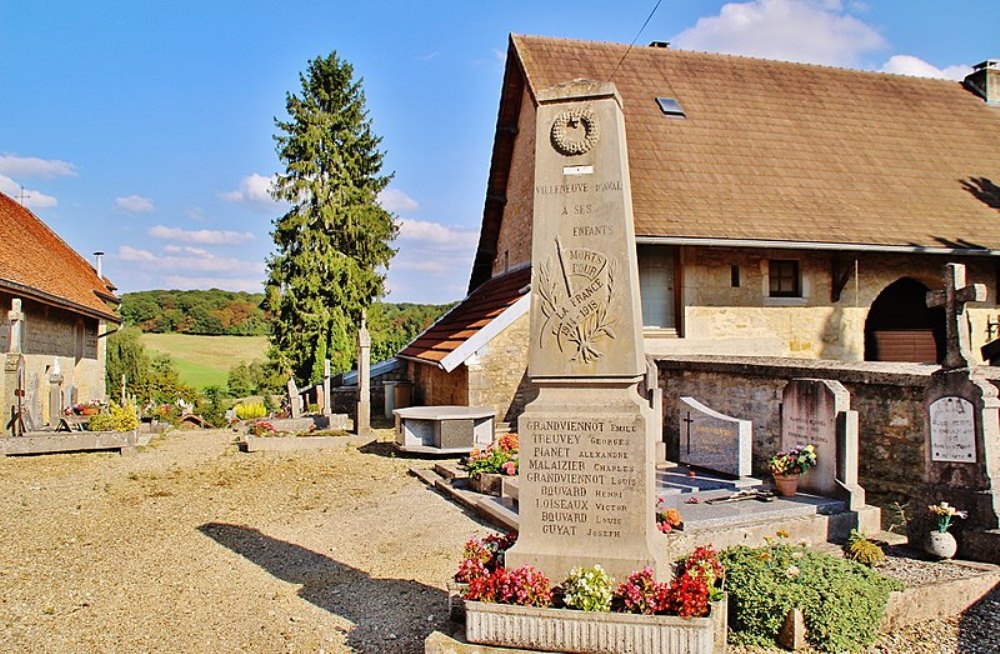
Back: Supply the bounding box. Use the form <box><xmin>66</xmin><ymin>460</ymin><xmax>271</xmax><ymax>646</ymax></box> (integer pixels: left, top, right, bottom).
<box><xmin>785</xmin><ymin>565</ymin><xmax>801</xmax><ymax>578</ymax></box>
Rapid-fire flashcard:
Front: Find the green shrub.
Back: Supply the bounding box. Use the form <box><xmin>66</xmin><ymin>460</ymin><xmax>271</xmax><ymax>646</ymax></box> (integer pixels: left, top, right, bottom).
<box><xmin>86</xmin><ymin>400</ymin><xmax>139</xmax><ymax>432</ymax></box>
<box><xmin>845</xmin><ymin>530</ymin><xmax>886</xmax><ymax>567</ymax></box>
<box><xmin>562</xmin><ymin>565</ymin><xmax>615</xmax><ymax>612</ymax></box>
<box><xmin>721</xmin><ymin>535</ymin><xmax>902</xmax><ymax>653</ymax></box>
<box><xmin>235</xmin><ymin>401</ymin><xmax>267</xmax><ymax>421</ymax></box>
<box><xmin>87</xmin><ymin>412</ymin><xmax>117</xmax><ymax>432</ymax></box>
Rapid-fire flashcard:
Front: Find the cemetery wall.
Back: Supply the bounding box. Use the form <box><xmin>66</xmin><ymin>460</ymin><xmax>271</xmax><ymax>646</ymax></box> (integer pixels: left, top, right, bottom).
<box><xmin>407</xmin><ymin>360</ymin><xmax>468</xmax><ymax>407</ymax></box>
<box><xmin>656</xmin><ymin>356</ymin><xmax>1000</xmax><ymax>504</ymax></box>
<box><xmin>491</xmin><ymin>87</ymin><xmax>536</xmax><ymax>277</ymax></box>
<box><xmin>467</xmin><ymin>312</ymin><xmax>536</xmax><ymax>424</ymax></box>
<box><xmin>646</xmin><ymin>249</ymin><xmax>996</xmax><ymax>363</ymax></box>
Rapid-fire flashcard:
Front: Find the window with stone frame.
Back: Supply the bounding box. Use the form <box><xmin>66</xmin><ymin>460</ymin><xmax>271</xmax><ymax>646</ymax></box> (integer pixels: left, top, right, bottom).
<box><xmin>769</xmin><ymin>259</ymin><xmax>801</xmax><ymax>298</ymax></box>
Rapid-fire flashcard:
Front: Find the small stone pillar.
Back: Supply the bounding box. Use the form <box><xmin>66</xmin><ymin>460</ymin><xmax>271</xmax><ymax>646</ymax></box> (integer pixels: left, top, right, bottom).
<box><xmin>355</xmin><ymin>311</ymin><xmax>371</xmax><ymax>435</ymax></box>
<box><xmin>322</xmin><ymin>358</ymin><xmax>332</xmax><ymax>416</ymax></box>
<box><xmin>48</xmin><ymin>358</ymin><xmax>64</xmax><ymax>427</ymax></box>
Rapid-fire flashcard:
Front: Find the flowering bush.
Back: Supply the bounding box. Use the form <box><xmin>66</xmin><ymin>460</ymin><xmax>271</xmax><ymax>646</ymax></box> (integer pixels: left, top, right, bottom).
<box><xmin>928</xmin><ymin>501</ymin><xmax>968</xmax><ymax>533</ymax></box>
<box><xmin>562</xmin><ymin>565</ymin><xmax>615</xmax><ymax>612</ymax></box>
<box><xmin>235</xmin><ymin>401</ymin><xmax>267</xmax><ymax>421</ymax></box>
<box><xmin>666</xmin><ymin>573</ymin><xmax>710</xmax><ymax>618</ymax></box>
<box><xmin>657</xmin><ymin>507</ymin><xmax>683</xmax><ymax>533</ymax></box>
<box><xmin>683</xmin><ymin>546</ymin><xmax>725</xmax><ymax>602</ymax></box>
<box><xmin>613</xmin><ymin>567</ymin><xmax>666</xmax><ymax>614</ymax></box>
<box><xmin>465</xmin><ymin>565</ymin><xmax>552</xmax><ymax>607</ymax></box>
<box><xmin>454</xmin><ymin>533</ymin><xmax>517</xmax><ymax>583</ymax></box>
<box><xmin>769</xmin><ymin>444</ymin><xmax>818</xmax><ymax>476</ymax></box>
<box><xmin>466</xmin><ymin>434</ymin><xmax>519</xmax><ymax>476</ymax></box>
<box><xmin>248</xmin><ymin>420</ymin><xmax>276</xmax><ymax>437</ymax></box>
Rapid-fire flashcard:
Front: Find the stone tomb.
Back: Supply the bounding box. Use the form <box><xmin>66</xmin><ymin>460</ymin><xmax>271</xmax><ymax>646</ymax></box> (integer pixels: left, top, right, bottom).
<box><xmin>780</xmin><ymin>378</ymin><xmax>865</xmax><ymax>509</ymax></box>
<box><xmin>394</xmin><ymin>405</ymin><xmax>495</xmax><ymax>454</ymax></box>
<box><xmin>678</xmin><ymin>396</ymin><xmax>751</xmax><ymax>478</ymax></box>
<box><xmin>504</xmin><ymin>80</ymin><xmax>665</xmax><ymax>583</ymax></box>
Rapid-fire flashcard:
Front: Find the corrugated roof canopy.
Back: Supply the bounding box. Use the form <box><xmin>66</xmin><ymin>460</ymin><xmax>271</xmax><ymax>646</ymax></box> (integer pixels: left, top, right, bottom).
<box><xmin>510</xmin><ymin>34</ymin><xmax>1000</xmax><ymax>250</ymax></box>
<box><xmin>0</xmin><ymin>192</ymin><xmax>119</xmax><ymax>321</ymax></box>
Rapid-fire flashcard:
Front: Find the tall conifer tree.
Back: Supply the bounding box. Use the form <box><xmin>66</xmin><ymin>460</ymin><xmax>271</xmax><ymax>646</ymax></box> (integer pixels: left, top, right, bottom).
<box><xmin>264</xmin><ymin>52</ymin><xmax>397</xmax><ymax>382</ymax></box>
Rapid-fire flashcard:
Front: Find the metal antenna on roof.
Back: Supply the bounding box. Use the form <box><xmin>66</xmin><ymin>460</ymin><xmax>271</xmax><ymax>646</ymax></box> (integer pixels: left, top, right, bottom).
<box><xmin>608</xmin><ymin>0</ymin><xmax>665</xmax><ymax>82</ymax></box>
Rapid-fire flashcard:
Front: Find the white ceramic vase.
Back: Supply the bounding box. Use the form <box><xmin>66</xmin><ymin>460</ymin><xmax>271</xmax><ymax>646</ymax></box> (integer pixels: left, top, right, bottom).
<box><xmin>926</xmin><ymin>530</ymin><xmax>957</xmax><ymax>559</ymax></box>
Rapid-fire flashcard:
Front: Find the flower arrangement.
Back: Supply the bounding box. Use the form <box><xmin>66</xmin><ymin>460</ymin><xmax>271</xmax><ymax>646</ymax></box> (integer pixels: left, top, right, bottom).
<box><xmin>769</xmin><ymin>444</ymin><xmax>818</xmax><ymax>476</ymax></box>
<box><xmin>562</xmin><ymin>565</ymin><xmax>615</xmax><ymax>611</ymax></box>
<box><xmin>656</xmin><ymin>507</ymin><xmax>683</xmax><ymax>534</ymax></box>
<box><xmin>928</xmin><ymin>501</ymin><xmax>968</xmax><ymax>533</ymax></box>
<box><xmin>466</xmin><ymin>433</ymin><xmax>519</xmax><ymax>477</ymax></box>
<box><xmin>456</xmin><ymin>534</ymin><xmax>721</xmax><ymax>620</ymax></box>
<box><xmin>248</xmin><ymin>420</ymin><xmax>277</xmax><ymax>437</ymax></box>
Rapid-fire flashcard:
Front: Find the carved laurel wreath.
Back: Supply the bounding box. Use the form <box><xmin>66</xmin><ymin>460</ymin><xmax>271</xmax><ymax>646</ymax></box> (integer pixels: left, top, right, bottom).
<box><xmin>550</xmin><ymin>108</ymin><xmax>600</xmax><ymax>156</ymax></box>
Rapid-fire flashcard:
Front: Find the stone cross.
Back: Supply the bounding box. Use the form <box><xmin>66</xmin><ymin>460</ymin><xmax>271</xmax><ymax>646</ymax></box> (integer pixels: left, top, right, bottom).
<box><xmin>7</xmin><ymin>298</ymin><xmax>24</xmax><ymax>354</ymax></box>
<box><xmin>926</xmin><ymin>263</ymin><xmax>987</xmax><ymax>369</ymax></box>
<box><xmin>355</xmin><ymin>310</ymin><xmax>371</xmax><ymax>435</ymax></box>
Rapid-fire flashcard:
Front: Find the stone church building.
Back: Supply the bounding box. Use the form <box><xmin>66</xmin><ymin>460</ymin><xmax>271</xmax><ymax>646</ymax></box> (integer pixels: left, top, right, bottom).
<box><xmin>399</xmin><ymin>35</ymin><xmax>1000</xmax><ymax>425</ymax></box>
<box><xmin>0</xmin><ymin>191</ymin><xmax>120</xmax><ymax>429</ymax></box>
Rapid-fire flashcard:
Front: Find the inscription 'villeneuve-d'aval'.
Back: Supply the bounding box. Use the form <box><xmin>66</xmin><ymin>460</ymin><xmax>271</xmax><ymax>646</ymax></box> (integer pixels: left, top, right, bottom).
<box><xmin>504</xmin><ymin>79</ymin><xmax>666</xmax><ymax>582</ymax></box>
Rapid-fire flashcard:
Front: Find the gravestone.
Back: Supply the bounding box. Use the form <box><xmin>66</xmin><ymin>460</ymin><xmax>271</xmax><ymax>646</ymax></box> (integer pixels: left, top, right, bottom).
<box><xmin>286</xmin><ymin>376</ymin><xmax>302</xmax><ymax>419</ymax></box>
<box><xmin>781</xmin><ymin>378</ymin><xmax>864</xmax><ymax>509</ymax></box>
<box><xmin>48</xmin><ymin>358</ymin><xmax>64</xmax><ymax>427</ymax></box>
<box><xmin>504</xmin><ymin>80</ymin><xmax>666</xmax><ymax>583</ymax></box>
<box><xmin>913</xmin><ymin>263</ymin><xmax>1000</xmax><ymax>562</ymax></box>
<box><xmin>3</xmin><ymin>299</ymin><xmax>26</xmax><ymax>436</ymax></box>
<box><xmin>678</xmin><ymin>396</ymin><xmax>751</xmax><ymax>478</ymax></box>
<box><xmin>355</xmin><ymin>311</ymin><xmax>371</xmax><ymax>435</ymax></box>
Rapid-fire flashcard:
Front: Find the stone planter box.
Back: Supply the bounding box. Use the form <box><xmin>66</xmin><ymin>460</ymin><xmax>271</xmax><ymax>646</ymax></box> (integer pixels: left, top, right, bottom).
<box><xmin>465</xmin><ymin>597</ymin><xmax>727</xmax><ymax>654</ymax></box>
<box><xmin>469</xmin><ymin>472</ymin><xmax>505</xmax><ymax>496</ymax></box>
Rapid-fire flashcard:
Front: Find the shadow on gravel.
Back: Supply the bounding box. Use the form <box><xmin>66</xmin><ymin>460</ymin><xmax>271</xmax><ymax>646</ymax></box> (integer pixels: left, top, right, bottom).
<box><xmin>199</xmin><ymin>522</ymin><xmax>447</xmax><ymax>652</ymax></box>
<box><xmin>957</xmin><ymin>584</ymin><xmax>1000</xmax><ymax>654</ymax></box>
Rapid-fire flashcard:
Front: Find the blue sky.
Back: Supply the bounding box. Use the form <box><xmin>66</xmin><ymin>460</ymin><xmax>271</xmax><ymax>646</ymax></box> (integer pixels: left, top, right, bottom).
<box><xmin>2</xmin><ymin>0</ymin><xmax>997</xmax><ymax>304</ymax></box>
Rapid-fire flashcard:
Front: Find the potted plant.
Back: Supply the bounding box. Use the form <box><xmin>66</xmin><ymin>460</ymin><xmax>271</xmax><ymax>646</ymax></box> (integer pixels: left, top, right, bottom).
<box><xmin>926</xmin><ymin>501</ymin><xmax>967</xmax><ymax>559</ymax></box>
<box><xmin>768</xmin><ymin>444</ymin><xmax>817</xmax><ymax>497</ymax></box>
<box><xmin>465</xmin><ymin>433</ymin><xmax>518</xmax><ymax>496</ymax></box>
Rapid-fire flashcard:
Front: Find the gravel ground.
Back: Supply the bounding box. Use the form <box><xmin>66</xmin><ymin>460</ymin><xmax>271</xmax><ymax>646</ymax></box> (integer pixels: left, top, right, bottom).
<box><xmin>0</xmin><ymin>429</ymin><xmax>492</xmax><ymax>653</ymax></box>
<box><xmin>1</xmin><ymin>429</ymin><xmax>996</xmax><ymax>653</ymax></box>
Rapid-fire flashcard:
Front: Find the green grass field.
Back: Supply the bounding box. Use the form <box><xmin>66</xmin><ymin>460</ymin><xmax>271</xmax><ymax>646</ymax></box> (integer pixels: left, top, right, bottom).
<box><xmin>141</xmin><ymin>333</ymin><xmax>269</xmax><ymax>390</ymax></box>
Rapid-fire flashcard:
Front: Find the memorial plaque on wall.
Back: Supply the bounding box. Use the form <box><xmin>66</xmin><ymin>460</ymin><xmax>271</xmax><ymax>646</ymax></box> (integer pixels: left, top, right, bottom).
<box><xmin>929</xmin><ymin>396</ymin><xmax>977</xmax><ymax>463</ymax></box>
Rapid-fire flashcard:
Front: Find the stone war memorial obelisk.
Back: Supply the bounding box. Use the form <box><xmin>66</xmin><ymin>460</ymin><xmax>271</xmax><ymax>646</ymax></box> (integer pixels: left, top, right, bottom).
<box><xmin>505</xmin><ymin>80</ymin><xmax>667</xmax><ymax>582</ymax></box>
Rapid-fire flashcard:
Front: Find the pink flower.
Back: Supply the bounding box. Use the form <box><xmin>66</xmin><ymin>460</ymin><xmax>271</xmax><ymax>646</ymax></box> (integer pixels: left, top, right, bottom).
<box><xmin>502</xmin><ymin>460</ymin><xmax>518</xmax><ymax>475</ymax></box>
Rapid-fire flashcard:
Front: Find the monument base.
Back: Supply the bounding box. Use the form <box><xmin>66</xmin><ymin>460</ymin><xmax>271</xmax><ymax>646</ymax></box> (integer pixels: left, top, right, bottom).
<box><xmin>505</xmin><ymin>380</ymin><xmax>667</xmax><ymax>583</ymax></box>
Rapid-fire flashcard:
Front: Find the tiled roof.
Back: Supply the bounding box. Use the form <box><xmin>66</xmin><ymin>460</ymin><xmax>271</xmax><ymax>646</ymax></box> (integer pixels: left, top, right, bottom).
<box><xmin>400</xmin><ymin>266</ymin><xmax>530</xmax><ymax>367</ymax></box>
<box><xmin>0</xmin><ymin>191</ymin><xmax>119</xmax><ymax>321</ymax></box>
<box><xmin>470</xmin><ymin>35</ymin><xmax>1000</xmax><ymax>291</ymax></box>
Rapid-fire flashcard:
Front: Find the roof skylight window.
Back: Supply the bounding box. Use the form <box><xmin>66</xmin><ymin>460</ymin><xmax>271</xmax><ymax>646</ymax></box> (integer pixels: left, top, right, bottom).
<box><xmin>655</xmin><ymin>97</ymin><xmax>685</xmax><ymax>118</ymax></box>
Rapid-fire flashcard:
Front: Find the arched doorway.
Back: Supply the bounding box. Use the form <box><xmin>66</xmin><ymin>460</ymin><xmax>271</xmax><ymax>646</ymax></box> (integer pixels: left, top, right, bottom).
<box><xmin>865</xmin><ymin>278</ymin><xmax>944</xmax><ymax>363</ymax></box>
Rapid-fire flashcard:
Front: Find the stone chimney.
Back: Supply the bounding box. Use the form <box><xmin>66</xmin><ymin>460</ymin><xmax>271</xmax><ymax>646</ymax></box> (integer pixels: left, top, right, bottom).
<box><xmin>964</xmin><ymin>60</ymin><xmax>999</xmax><ymax>105</ymax></box>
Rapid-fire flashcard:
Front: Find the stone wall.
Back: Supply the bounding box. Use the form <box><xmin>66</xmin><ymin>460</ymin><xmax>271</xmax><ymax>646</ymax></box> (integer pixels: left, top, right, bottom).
<box><xmin>491</xmin><ymin>87</ymin><xmax>536</xmax><ymax>277</ymax></box>
<box><xmin>646</xmin><ymin>248</ymin><xmax>997</xmax><ymax>363</ymax></box>
<box><xmin>656</xmin><ymin>355</ymin><xmax>1000</xmax><ymax>504</ymax></box>
<box><xmin>467</xmin><ymin>312</ymin><xmax>536</xmax><ymax>426</ymax></box>
<box><xmin>407</xmin><ymin>360</ymin><xmax>469</xmax><ymax>407</ymax></box>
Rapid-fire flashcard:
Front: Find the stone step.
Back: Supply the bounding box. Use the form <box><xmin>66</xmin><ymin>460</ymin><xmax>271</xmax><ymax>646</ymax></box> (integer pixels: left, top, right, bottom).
<box><xmin>494</xmin><ymin>422</ymin><xmax>513</xmax><ymax>436</ymax></box>
<box><xmin>477</xmin><ymin>496</ymin><xmax>519</xmax><ymax>532</ymax></box>
<box><xmin>434</xmin><ymin>461</ymin><xmax>469</xmax><ymax>481</ymax></box>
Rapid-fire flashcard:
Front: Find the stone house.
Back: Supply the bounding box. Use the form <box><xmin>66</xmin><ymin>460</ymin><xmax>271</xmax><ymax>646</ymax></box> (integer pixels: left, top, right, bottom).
<box><xmin>401</xmin><ymin>35</ymin><xmax>1000</xmax><ymax>425</ymax></box>
<box><xmin>0</xmin><ymin>191</ymin><xmax>120</xmax><ymax>429</ymax></box>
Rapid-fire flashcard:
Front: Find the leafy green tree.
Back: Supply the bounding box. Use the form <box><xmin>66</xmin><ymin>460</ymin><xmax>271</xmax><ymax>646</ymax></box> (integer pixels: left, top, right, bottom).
<box><xmin>106</xmin><ymin>326</ymin><xmax>150</xmax><ymax>401</ymax></box>
<box><xmin>264</xmin><ymin>51</ymin><xmax>398</xmax><ymax>382</ymax></box>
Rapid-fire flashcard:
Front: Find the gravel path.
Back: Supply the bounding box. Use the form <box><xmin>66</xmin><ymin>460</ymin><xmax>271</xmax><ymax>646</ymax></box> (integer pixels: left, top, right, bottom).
<box><xmin>0</xmin><ymin>429</ymin><xmax>492</xmax><ymax>653</ymax></box>
<box><xmin>1</xmin><ymin>429</ymin><xmax>995</xmax><ymax>653</ymax></box>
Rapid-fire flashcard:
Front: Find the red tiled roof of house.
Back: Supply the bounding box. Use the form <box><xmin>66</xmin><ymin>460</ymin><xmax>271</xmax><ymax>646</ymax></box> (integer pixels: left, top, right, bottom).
<box><xmin>400</xmin><ymin>266</ymin><xmax>530</xmax><ymax>367</ymax></box>
<box><xmin>0</xmin><ymin>191</ymin><xmax>120</xmax><ymax>321</ymax></box>
<box><xmin>469</xmin><ymin>34</ymin><xmax>1000</xmax><ymax>290</ymax></box>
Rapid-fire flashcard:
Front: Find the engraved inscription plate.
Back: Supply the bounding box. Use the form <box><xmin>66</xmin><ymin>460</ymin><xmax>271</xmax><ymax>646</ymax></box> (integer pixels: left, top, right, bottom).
<box><xmin>930</xmin><ymin>396</ymin><xmax>977</xmax><ymax>463</ymax></box>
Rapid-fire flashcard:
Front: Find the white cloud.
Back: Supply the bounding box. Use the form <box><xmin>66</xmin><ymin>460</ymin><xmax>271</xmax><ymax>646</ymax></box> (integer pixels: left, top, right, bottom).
<box><xmin>378</xmin><ymin>187</ymin><xmax>420</xmax><ymax>213</ymax></box>
<box><xmin>114</xmin><ymin>194</ymin><xmax>155</xmax><ymax>213</ymax></box>
<box><xmin>220</xmin><ymin>173</ymin><xmax>276</xmax><ymax>205</ymax></box>
<box><xmin>0</xmin><ymin>155</ymin><xmax>78</xmax><ymax>179</ymax></box>
<box><xmin>117</xmin><ymin>244</ymin><xmax>263</xmax><ymax>276</ymax></box>
<box><xmin>0</xmin><ymin>174</ymin><xmax>57</xmax><ymax>208</ymax></box>
<box><xmin>672</xmin><ymin>0</ymin><xmax>886</xmax><ymax>67</ymax></box>
<box><xmin>398</xmin><ymin>218</ymin><xmax>479</xmax><ymax>249</ymax></box>
<box><xmin>149</xmin><ymin>225</ymin><xmax>255</xmax><ymax>245</ymax></box>
<box><xmin>881</xmin><ymin>55</ymin><xmax>969</xmax><ymax>81</ymax></box>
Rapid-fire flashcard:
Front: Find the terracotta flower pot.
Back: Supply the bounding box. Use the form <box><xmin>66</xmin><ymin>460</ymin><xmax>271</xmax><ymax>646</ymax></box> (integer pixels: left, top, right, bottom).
<box><xmin>926</xmin><ymin>530</ymin><xmax>958</xmax><ymax>559</ymax></box>
<box><xmin>773</xmin><ymin>473</ymin><xmax>800</xmax><ymax>497</ymax></box>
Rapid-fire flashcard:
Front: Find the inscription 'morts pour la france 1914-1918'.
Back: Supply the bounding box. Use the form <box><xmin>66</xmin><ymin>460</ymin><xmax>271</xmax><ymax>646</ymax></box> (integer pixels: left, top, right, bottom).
<box><xmin>536</xmin><ymin>238</ymin><xmax>620</xmax><ymax>363</ymax></box>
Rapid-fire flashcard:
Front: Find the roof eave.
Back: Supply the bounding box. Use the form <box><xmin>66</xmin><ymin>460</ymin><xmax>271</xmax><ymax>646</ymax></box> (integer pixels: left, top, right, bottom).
<box><xmin>635</xmin><ymin>236</ymin><xmax>1000</xmax><ymax>256</ymax></box>
<box><xmin>0</xmin><ymin>278</ymin><xmax>122</xmax><ymax>323</ymax></box>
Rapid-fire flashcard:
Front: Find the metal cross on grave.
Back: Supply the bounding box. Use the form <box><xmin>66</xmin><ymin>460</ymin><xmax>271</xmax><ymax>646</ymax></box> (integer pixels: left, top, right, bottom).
<box><xmin>926</xmin><ymin>263</ymin><xmax>987</xmax><ymax>369</ymax></box>
<box><xmin>682</xmin><ymin>411</ymin><xmax>694</xmax><ymax>455</ymax></box>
